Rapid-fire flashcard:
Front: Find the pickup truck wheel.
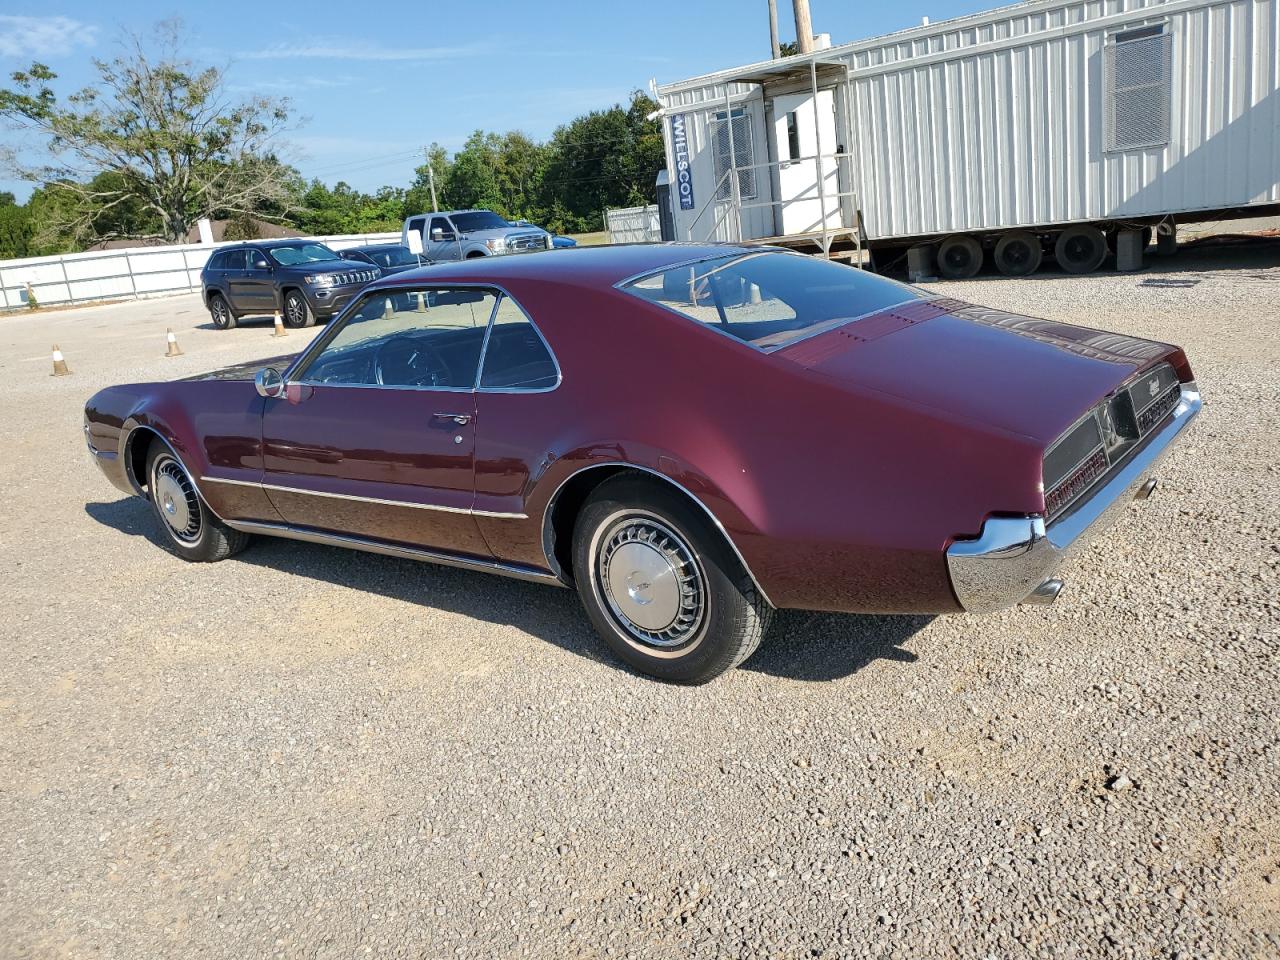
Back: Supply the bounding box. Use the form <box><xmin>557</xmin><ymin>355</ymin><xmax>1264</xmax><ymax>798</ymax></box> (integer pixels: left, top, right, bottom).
<box><xmin>283</xmin><ymin>290</ymin><xmax>315</xmax><ymax>328</ymax></box>
<box><xmin>465</xmin><ymin>251</ymin><xmax>486</xmax><ymax>259</ymax></box>
<box><xmin>146</xmin><ymin>441</ymin><xmax>250</xmax><ymax>562</ymax></box>
<box><xmin>208</xmin><ymin>294</ymin><xmax>236</xmax><ymax>330</ymax></box>
<box><xmin>572</xmin><ymin>476</ymin><xmax>773</xmax><ymax>684</ymax></box>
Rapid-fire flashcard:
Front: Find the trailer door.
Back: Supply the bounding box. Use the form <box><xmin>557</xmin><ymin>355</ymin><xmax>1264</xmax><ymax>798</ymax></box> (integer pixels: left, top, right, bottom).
<box><xmin>771</xmin><ymin>90</ymin><xmax>842</xmax><ymax>236</ymax></box>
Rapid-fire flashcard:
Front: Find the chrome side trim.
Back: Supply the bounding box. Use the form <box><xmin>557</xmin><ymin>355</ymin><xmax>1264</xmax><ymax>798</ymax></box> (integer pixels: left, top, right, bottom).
<box><xmin>200</xmin><ymin>475</ymin><xmax>527</xmax><ymax>520</ymax></box>
<box><xmin>946</xmin><ymin>382</ymin><xmax>1201</xmax><ymax>613</ymax></box>
<box><xmin>539</xmin><ymin>462</ymin><xmax>775</xmax><ymax>609</ymax></box>
<box><xmin>222</xmin><ymin>520</ymin><xmax>564</xmax><ymax>587</ymax></box>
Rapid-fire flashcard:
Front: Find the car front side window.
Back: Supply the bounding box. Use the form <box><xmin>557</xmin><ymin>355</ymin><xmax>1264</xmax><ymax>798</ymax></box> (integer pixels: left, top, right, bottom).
<box><xmin>297</xmin><ymin>288</ymin><xmax>498</xmax><ymax>390</ymax></box>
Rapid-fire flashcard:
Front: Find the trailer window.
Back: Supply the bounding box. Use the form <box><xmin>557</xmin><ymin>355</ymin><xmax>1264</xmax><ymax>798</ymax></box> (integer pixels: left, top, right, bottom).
<box><xmin>785</xmin><ymin>112</ymin><xmax>801</xmax><ymax>161</ymax></box>
<box><xmin>1104</xmin><ymin>23</ymin><xmax>1173</xmax><ymax>152</ymax></box>
<box><xmin>621</xmin><ymin>251</ymin><xmax>924</xmax><ymax>350</ymax></box>
<box><xmin>711</xmin><ymin>108</ymin><xmax>757</xmax><ymax>201</ymax></box>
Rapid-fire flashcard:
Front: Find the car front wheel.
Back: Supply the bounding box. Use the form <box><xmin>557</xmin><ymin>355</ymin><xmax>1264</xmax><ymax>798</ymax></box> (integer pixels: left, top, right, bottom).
<box><xmin>283</xmin><ymin>290</ymin><xmax>315</xmax><ymax>328</ymax></box>
<box><xmin>146</xmin><ymin>440</ymin><xmax>250</xmax><ymax>562</ymax></box>
<box><xmin>572</xmin><ymin>475</ymin><xmax>773</xmax><ymax>684</ymax></box>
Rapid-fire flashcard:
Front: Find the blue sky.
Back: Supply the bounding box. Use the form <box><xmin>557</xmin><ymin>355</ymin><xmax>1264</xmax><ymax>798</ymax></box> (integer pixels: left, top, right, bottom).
<box><xmin>0</xmin><ymin>0</ymin><xmax>997</xmax><ymax>202</ymax></box>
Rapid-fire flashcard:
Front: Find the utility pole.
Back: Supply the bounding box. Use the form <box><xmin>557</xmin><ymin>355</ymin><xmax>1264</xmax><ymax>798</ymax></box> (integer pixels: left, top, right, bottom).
<box><xmin>423</xmin><ymin>146</ymin><xmax>439</xmax><ymax>212</ymax></box>
<box><xmin>792</xmin><ymin>0</ymin><xmax>814</xmax><ymax>53</ymax></box>
<box><xmin>768</xmin><ymin>0</ymin><xmax>780</xmax><ymax>59</ymax></box>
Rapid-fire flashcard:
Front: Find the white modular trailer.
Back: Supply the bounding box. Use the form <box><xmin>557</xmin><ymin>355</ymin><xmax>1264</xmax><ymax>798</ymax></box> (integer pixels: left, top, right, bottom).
<box><xmin>655</xmin><ymin>0</ymin><xmax>1280</xmax><ymax>257</ymax></box>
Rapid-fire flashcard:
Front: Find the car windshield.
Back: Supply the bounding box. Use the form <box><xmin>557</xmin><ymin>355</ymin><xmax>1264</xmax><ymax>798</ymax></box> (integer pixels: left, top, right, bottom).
<box><xmin>451</xmin><ymin>211</ymin><xmax>510</xmax><ymax>233</ymax></box>
<box><xmin>267</xmin><ymin>243</ymin><xmax>341</xmax><ymax>266</ymax></box>
<box><xmin>370</xmin><ymin>247</ymin><xmax>419</xmax><ymax>267</ymax></box>
<box><xmin>620</xmin><ymin>251</ymin><xmax>924</xmax><ymax>349</ymax></box>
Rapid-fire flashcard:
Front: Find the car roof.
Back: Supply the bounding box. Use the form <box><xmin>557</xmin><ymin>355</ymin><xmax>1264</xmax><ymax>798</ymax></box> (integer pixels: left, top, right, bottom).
<box><xmin>242</xmin><ymin>239</ymin><xmax>325</xmax><ymax>249</ymax></box>
<box><xmin>374</xmin><ymin>243</ymin><xmax>758</xmax><ymax>290</ymax></box>
<box><xmin>345</xmin><ymin>243</ymin><xmax>404</xmax><ymax>252</ymax></box>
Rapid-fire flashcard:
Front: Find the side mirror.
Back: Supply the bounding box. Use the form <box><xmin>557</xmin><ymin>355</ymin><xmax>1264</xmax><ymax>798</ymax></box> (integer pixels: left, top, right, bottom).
<box><xmin>406</xmin><ymin>230</ymin><xmax>424</xmax><ymax>256</ymax></box>
<box><xmin>255</xmin><ymin>366</ymin><xmax>285</xmax><ymax>399</ymax></box>
<box><xmin>253</xmin><ymin>258</ymin><xmax>269</xmax><ymax>270</ymax></box>
<box><xmin>430</xmin><ymin>227</ymin><xmax>445</xmax><ymax>242</ymax></box>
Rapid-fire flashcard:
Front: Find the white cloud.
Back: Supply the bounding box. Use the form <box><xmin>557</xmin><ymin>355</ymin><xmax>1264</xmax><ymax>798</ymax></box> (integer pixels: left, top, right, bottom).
<box><xmin>0</xmin><ymin>15</ymin><xmax>97</xmax><ymax>58</ymax></box>
<box><xmin>240</xmin><ymin>39</ymin><xmax>489</xmax><ymax>62</ymax></box>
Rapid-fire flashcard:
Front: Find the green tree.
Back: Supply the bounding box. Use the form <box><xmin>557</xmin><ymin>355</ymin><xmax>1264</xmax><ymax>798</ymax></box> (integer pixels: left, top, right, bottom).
<box><xmin>0</xmin><ymin>194</ymin><xmax>33</xmax><ymax>258</ymax></box>
<box><xmin>541</xmin><ymin>90</ymin><xmax>664</xmax><ymax>232</ymax></box>
<box><xmin>0</xmin><ymin>21</ymin><xmax>296</xmax><ymax>244</ymax></box>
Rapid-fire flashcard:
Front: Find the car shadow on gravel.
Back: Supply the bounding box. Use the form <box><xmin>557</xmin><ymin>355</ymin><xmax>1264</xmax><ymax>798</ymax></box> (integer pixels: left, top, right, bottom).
<box><xmin>86</xmin><ymin>497</ymin><xmax>930</xmax><ymax>683</ymax></box>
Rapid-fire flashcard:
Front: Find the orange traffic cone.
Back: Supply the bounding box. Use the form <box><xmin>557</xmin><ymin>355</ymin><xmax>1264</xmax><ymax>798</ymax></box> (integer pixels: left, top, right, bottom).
<box><xmin>272</xmin><ymin>313</ymin><xmax>287</xmax><ymax>338</ymax></box>
<box><xmin>51</xmin><ymin>345</ymin><xmax>70</xmax><ymax>376</ymax></box>
<box><xmin>383</xmin><ymin>298</ymin><xmax>394</xmax><ymax>320</ymax></box>
<box><xmin>165</xmin><ymin>328</ymin><xmax>183</xmax><ymax>357</ymax></box>
<box><xmin>415</xmin><ymin>291</ymin><xmax>427</xmax><ymax>313</ymax></box>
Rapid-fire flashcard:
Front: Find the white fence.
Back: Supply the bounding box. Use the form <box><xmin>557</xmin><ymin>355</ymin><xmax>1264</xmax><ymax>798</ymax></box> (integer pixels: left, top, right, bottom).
<box><xmin>0</xmin><ymin>231</ymin><xmax>400</xmax><ymax>310</ymax></box>
<box><xmin>605</xmin><ymin>205</ymin><xmax>661</xmax><ymax>244</ymax></box>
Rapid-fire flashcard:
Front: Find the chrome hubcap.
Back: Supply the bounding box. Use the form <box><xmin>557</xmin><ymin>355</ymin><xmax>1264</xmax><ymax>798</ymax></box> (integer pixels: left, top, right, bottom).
<box><xmin>154</xmin><ymin>457</ymin><xmax>201</xmax><ymax>543</ymax></box>
<box><xmin>597</xmin><ymin>516</ymin><xmax>704</xmax><ymax>649</ymax></box>
<box><xmin>287</xmin><ymin>297</ymin><xmax>303</xmax><ymax>323</ymax></box>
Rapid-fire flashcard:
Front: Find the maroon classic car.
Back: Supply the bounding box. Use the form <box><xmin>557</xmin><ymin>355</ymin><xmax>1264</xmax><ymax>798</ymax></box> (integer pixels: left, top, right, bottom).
<box><xmin>85</xmin><ymin>245</ymin><xmax>1200</xmax><ymax>683</ymax></box>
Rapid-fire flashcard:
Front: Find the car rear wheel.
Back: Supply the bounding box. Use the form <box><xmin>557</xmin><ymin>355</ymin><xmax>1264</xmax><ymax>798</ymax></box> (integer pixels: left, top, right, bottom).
<box><xmin>208</xmin><ymin>293</ymin><xmax>236</xmax><ymax>330</ymax></box>
<box><xmin>572</xmin><ymin>476</ymin><xmax>773</xmax><ymax>684</ymax></box>
<box><xmin>283</xmin><ymin>290</ymin><xmax>315</xmax><ymax>328</ymax></box>
<box><xmin>146</xmin><ymin>441</ymin><xmax>250</xmax><ymax>562</ymax></box>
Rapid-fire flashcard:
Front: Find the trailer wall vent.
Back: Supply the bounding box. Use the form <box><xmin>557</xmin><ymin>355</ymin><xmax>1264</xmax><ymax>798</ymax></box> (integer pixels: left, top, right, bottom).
<box><xmin>1104</xmin><ymin>23</ymin><xmax>1173</xmax><ymax>152</ymax></box>
<box><xmin>711</xmin><ymin>108</ymin><xmax>758</xmax><ymax>201</ymax></box>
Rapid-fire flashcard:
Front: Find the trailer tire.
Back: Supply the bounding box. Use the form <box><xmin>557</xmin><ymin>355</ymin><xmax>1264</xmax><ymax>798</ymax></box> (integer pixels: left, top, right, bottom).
<box><xmin>993</xmin><ymin>231</ymin><xmax>1043</xmax><ymax>277</ymax></box>
<box><xmin>936</xmin><ymin>235</ymin><xmax>983</xmax><ymax>280</ymax></box>
<box><xmin>1054</xmin><ymin>226</ymin><xmax>1108</xmax><ymax>274</ymax></box>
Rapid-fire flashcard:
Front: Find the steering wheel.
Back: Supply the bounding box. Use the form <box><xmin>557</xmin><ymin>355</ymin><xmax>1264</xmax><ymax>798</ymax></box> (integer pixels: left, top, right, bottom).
<box><xmin>373</xmin><ymin>335</ymin><xmax>451</xmax><ymax>388</ymax></box>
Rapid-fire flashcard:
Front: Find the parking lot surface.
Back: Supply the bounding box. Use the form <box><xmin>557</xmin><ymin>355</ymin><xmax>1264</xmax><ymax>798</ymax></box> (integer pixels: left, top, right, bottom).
<box><xmin>2</xmin><ymin>241</ymin><xmax>1278</xmax><ymax>959</ymax></box>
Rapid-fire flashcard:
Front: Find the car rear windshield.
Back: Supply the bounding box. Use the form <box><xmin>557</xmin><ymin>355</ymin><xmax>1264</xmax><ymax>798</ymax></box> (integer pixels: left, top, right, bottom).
<box><xmin>267</xmin><ymin>243</ymin><xmax>341</xmax><ymax>266</ymax></box>
<box><xmin>370</xmin><ymin>246</ymin><xmax>419</xmax><ymax>267</ymax></box>
<box><xmin>451</xmin><ymin>211</ymin><xmax>510</xmax><ymax>233</ymax></box>
<box><xmin>620</xmin><ymin>251</ymin><xmax>924</xmax><ymax>349</ymax></box>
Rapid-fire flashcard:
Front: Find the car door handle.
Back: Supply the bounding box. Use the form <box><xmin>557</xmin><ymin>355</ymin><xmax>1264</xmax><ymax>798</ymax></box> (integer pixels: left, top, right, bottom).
<box><xmin>433</xmin><ymin>412</ymin><xmax>472</xmax><ymax>425</ymax></box>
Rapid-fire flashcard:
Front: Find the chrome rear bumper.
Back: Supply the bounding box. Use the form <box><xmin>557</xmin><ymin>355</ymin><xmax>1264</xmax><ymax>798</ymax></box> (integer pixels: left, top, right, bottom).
<box><xmin>946</xmin><ymin>382</ymin><xmax>1201</xmax><ymax>613</ymax></box>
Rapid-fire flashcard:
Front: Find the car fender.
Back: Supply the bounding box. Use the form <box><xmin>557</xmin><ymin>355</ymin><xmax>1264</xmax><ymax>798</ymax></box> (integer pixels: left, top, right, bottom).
<box><xmin>530</xmin><ymin>446</ymin><xmax>775</xmax><ymax>605</ymax></box>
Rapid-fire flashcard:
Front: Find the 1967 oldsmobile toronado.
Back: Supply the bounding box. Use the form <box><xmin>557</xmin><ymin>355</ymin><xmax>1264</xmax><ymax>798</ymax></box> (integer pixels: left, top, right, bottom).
<box><xmin>85</xmin><ymin>244</ymin><xmax>1201</xmax><ymax>683</ymax></box>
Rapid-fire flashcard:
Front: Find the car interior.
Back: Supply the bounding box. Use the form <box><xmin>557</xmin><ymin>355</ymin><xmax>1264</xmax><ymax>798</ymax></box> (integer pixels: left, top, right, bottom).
<box><xmin>301</xmin><ymin>290</ymin><xmax>557</xmax><ymax>391</ymax></box>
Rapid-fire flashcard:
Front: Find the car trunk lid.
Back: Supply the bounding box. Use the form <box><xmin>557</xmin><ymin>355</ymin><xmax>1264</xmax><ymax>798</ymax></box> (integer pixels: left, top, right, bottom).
<box><xmin>778</xmin><ymin>299</ymin><xmax>1181</xmax><ymax>444</ymax></box>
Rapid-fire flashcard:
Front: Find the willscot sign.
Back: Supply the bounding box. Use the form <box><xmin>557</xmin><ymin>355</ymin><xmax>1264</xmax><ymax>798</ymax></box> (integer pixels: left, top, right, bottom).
<box><xmin>670</xmin><ymin>114</ymin><xmax>695</xmax><ymax>211</ymax></box>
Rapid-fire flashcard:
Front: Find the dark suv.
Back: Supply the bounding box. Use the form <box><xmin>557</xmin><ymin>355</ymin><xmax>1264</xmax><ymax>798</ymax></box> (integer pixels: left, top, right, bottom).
<box><xmin>200</xmin><ymin>241</ymin><xmax>381</xmax><ymax>329</ymax></box>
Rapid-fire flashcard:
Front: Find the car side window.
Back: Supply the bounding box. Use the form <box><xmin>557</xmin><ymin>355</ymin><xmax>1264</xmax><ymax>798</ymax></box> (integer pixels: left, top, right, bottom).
<box><xmin>479</xmin><ymin>296</ymin><xmax>559</xmax><ymax>391</ymax></box>
<box><xmin>430</xmin><ymin>216</ymin><xmax>454</xmax><ymax>239</ymax></box>
<box><xmin>298</xmin><ymin>288</ymin><xmax>498</xmax><ymax>390</ymax></box>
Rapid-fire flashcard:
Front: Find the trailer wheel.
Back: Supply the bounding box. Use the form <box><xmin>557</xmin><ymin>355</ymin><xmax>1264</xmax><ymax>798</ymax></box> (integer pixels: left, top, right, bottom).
<box><xmin>1054</xmin><ymin>226</ymin><xmax>1108</xmax><ymax>274</ymax></box>
<box><xmin>993</xmin><ymin>231</ymin><xmax>1043</xmax><ymax>277</ymax></box>
<box><xmin>936</xmin><ymin>235</ymin><xmax>983</xmax><ymax>280</ymax></box>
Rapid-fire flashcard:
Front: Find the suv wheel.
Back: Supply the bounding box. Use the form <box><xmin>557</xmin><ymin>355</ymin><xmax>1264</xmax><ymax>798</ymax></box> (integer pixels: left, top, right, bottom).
<box><xmin>283</xmin><ymin>290</ymin><xmax>315</xmax><ymax>328</ymax></box>
<box><xmin>572</xmin><ymin>475</ymin><xmax>773</xmax><ymax>684</ymax></box>
<box><xmin>208</xmin><ymin>294</ymin><xmax>236</xmax><ymax>330</ymax></box>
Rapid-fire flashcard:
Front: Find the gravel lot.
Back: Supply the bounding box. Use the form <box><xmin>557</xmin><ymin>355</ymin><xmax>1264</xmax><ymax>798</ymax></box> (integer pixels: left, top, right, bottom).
<box><xmin>2</xmin><ymin>239</ymin><xmax>1278</xmax><ymax>959</ymax></box>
